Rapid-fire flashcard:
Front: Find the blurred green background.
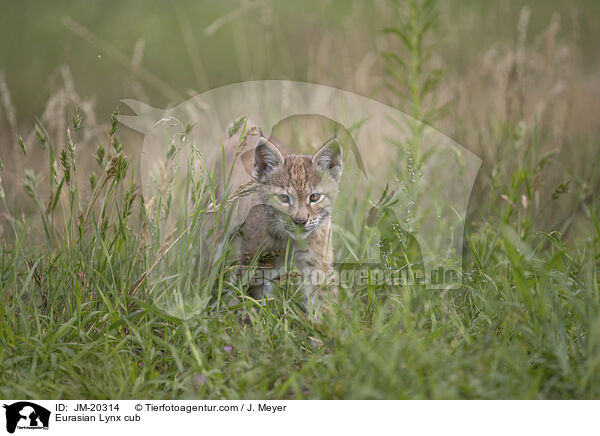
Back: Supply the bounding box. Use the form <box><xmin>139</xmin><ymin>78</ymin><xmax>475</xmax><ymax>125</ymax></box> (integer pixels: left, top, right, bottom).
<box><xmin>1</xmin><ymin>0</ymin><xmax>599</xmax><ymax>122</ymax></box>
<box><xmin>0</xmin><ymin>0</ymin><xmax>599</xmax><ymax>234</ymax></box>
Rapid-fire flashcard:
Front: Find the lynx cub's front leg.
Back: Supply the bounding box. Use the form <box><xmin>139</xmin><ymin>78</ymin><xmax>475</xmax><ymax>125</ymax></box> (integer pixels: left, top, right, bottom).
<box><xmin>290</xmin><ymin>224</ymin><xmax>338</xmax><ymax>319</ymax></box>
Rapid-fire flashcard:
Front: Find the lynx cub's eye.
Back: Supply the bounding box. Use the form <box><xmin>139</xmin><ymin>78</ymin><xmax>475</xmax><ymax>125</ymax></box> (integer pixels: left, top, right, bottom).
<box><xmin>277</xmin><ymin>193</ymin><xmax>290</xmax><ymax>204</ymax></box>
<box><xmin>309</xmin><ymin>193</ymin><xmax>322</xmax><ymax>203</ymax></box>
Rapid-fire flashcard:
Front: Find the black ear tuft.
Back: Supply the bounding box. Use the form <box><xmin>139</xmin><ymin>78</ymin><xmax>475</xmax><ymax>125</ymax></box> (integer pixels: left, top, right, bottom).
<box><xmin>253</xmin><ymin>137</ymin><xmax>284</xmax><ymax>179</ymax></box>
<box><xmin>313</xmin><ymin>138</ymin><xmax>343</xmax><ymax>181</ymax></box>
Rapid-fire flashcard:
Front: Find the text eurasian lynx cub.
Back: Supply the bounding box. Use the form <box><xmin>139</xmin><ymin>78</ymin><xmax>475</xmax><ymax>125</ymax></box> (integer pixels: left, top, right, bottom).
<box><xmin>215</xmin><ymin>120</ymin><xmax>342</xmax><ymax>314</ymax></box>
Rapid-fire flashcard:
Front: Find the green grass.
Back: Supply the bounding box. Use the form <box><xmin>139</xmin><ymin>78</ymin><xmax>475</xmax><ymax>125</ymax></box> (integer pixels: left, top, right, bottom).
<box><xmin>0</xmin><ymin>106</ymin><xmax>599</xmax><ymax>400</ymax></box>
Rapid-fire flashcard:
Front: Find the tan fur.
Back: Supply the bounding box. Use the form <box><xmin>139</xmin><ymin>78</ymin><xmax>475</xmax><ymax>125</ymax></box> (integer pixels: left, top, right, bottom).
<box><xmin>214</xmin><ymin>119</ymin><xmax>342</xmax><ymax>314</ymax></box>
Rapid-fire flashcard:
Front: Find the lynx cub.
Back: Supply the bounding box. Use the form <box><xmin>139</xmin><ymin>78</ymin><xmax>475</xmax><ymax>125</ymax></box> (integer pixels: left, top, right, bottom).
<box><xmin>215</xmin><ymin>120</ymin><xmax>342</xmax><ymax>314</ymax></box>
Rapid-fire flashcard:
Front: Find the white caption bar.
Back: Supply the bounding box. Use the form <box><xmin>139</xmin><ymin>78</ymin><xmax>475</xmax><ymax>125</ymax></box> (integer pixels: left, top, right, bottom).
<box><xmin>0</xmin><ymin>400</ymin><xmax>597</xmax><ymax>435</ymax></box>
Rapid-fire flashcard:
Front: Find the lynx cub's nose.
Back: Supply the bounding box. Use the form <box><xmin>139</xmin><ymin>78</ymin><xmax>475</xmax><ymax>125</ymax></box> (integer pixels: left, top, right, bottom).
<box><xmin>293</xmin><ymin>216</ymin><xmax>308</xmax><ymax>225</ymax></box>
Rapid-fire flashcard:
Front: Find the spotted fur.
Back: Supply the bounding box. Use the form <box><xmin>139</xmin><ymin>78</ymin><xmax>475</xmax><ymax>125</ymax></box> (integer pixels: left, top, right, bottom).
<box><xmin>215</xmin><ymin>123</ymin><xmax>342</xmax><ymax>315</ymax></box>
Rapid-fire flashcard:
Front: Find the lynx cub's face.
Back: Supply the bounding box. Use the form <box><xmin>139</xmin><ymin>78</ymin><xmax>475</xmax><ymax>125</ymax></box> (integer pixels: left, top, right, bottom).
<box><xmin>252</xmin><ymin>137</ymin><xmax>343</xmax><ymax>240</ymax></box>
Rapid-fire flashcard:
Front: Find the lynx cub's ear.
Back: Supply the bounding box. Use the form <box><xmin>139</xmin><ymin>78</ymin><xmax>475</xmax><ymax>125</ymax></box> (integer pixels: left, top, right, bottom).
<box><xmin>313</xmin><ymin>138</ymin><xmax>343</xmax><ymax>181</ymax></box>
<box><xmin>254</xmin><ymin>137</ymin><xmax>284</xmax><ymax>179</ymax></box>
